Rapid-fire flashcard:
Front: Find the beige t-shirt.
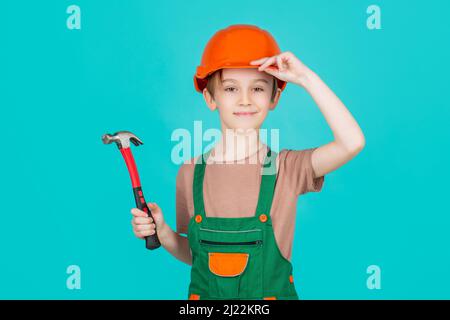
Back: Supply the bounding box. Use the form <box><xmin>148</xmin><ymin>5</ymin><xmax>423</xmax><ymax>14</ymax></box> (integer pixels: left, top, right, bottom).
<box><xmin>176</xmin><ymin>144</ymin><xmax>325</xmax><ymax>261</ymax></box>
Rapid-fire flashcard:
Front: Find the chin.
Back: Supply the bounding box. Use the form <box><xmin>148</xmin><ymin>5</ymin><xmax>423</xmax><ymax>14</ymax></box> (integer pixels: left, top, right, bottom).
<box><xmin>229</xmin><ymin>123</ymin><xmax>260</xmax><ymax>131</ymax></box>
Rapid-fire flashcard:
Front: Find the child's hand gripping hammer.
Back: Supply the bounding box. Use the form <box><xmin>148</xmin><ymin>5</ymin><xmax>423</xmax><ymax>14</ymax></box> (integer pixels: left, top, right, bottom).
<box><xmin>102</xmin><ymin>131</ymin><xmax>161</xmax><ymax>250</ymax></box>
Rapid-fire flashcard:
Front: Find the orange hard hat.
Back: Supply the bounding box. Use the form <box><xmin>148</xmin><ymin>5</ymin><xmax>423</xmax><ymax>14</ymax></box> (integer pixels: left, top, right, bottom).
<box><xmin>194</xmin><ymin>24</ymin><xmax>287</xmax><ymax>93</ymax></box>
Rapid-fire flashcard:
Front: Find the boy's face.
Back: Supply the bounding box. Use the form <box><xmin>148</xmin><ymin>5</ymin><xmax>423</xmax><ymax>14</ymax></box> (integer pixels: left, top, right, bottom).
<box><xmin>203</xmin><ymin>68</ymin><xmax>281</xmax><ymax>131</ymax></box>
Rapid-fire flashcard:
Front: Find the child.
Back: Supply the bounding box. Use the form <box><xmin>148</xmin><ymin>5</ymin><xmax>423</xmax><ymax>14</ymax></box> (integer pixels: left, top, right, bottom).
<box><xmin>131</xmin><ymin>24</ymin><xmax>365</xmax><ymax>300</ymax></box>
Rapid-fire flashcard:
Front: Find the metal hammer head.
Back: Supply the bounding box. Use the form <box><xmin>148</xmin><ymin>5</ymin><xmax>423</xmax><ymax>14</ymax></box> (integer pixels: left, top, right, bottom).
<box><xmin>102</xmin><ymin>131</ymin><xmax>143</xmax><ymax>149</ymax></box>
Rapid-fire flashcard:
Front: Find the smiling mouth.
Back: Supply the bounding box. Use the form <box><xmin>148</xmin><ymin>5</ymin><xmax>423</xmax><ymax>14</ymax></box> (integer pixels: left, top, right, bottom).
<box><xmin>233</xmin><ymin>111</ymin><xmax>258</xmax><ymax>116</ymax></box>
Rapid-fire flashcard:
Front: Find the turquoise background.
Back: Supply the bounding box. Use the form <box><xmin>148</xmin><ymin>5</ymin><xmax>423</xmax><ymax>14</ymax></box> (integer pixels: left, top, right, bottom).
<box><xmin>1</xmin><ymin>0</ymin><xmax>449</xmax><ymax>299</ymax></box>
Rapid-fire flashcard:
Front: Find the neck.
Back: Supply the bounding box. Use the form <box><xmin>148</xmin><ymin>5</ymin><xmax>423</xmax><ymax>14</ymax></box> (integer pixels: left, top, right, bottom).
<box><xmin>211</xmin><ymin>127</ymin><xmax>265</xmax><ymax>162</ymax></box>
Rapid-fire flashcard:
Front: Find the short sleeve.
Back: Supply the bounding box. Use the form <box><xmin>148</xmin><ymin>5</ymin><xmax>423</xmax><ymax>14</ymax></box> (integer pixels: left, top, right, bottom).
<box><xmin>175</xmin><ymin>164</ymin><xmax>191</xmax><ymax>235</ymax></box>
<box><xmin>282</xmin><ymin>147</ymin><xmax>325</xmax><ymax>196</ymax></box>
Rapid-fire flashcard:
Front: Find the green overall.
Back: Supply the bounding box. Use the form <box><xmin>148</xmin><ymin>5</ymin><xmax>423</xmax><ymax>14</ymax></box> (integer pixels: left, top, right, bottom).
<box><xmin>187</xmin><ymin>147</ymin><xmax>299</xmax><ymax>300</ymax></box>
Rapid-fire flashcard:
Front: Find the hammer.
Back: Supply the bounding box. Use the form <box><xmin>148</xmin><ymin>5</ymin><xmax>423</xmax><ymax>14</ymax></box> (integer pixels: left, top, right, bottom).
<box><xmin>102</xmin><ymin>130</ymin><xmax>161</xmax><ymax>250</ymax></box>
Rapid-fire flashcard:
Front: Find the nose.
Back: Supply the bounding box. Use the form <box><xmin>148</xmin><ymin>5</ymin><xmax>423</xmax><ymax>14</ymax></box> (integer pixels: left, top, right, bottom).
<box><xmin>238</xmin><ymin>90</ymin><xmax>252</xmax><ymax>107</ymax></box>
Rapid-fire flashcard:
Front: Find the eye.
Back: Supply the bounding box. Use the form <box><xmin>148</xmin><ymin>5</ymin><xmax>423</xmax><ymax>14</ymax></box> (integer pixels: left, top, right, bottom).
<box><xmin>253</xmin><ymin>87</ymin><xmax>264</xmax><ymax>92</ymax></box>
<box><xmin>224</xmin><ymin>87</ymin><xmax>237</xmax><ymax>92</ymax></box>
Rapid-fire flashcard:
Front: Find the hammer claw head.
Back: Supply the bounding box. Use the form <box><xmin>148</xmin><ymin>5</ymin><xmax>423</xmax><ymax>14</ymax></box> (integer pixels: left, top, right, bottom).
<box><xmin>130</xmin><ymin>137</ymin><xmax>144</xmax><ymax>146</ymax></box>
<box><xmin>101</xmin><ymin>131</ymin><xmax>143</xmax><ymax>149</ymax></box>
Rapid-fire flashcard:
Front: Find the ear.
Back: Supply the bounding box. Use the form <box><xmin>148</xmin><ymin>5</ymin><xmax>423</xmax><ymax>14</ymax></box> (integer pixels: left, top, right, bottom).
<box><xmin>203</xmin><ymin>88</ymin><xmax>218</xmax><ymax>111</ymax></box>
<box><xmin>268</xmin><ymin>87</ymin><xmax>282</xmax><ymax>111</ymax></box>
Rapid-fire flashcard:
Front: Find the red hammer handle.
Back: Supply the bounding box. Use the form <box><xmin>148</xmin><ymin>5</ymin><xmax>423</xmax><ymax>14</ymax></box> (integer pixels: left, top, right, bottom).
<box><xmin>120</xmin><ymin>148</ymin><xmax>161</xmax><ymax>250</ymax></box>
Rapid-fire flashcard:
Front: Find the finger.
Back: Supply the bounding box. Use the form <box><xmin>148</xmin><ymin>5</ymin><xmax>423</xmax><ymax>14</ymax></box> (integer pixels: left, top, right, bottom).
<box><xmin>138</xmin><ymin>230</ymin><xmax>151</xmax><ymax>237</ymax></box>
<box><xmin>277</xmin><ymin>56</ymin><xmax>284</xmax><ymax>72</ymax></box>
<box><xmin>249</xmin><ymin>57</ymin><xmax>269</xmax><ymax>65</ymax></box>
<box><xmin>258</xmin><ymin>56</ymin><xmax>277</xmax><ymax>71</ymax></box>
<box><xmin>135</xmin><ymin>225</ymin><xmax>148</xmax><ymax>233</ymax></box>
<box><xmin>134</xmin><ymin>217</ymin><xmax>153</xmax><ymax>225</ymax></box>
<box><xmin>261</xmin><ymin>66</ymin><xmax>279</xmax><ymax>77</ymax></box>
<box><xmin>131</xmin><ymin>208</ymin><xmax>147</xmax><ymax>217</ymax></box>
<box><xmin>139</xmin><ymin>229</ymin><xmax>155</xmax><ymax>237</ymax></box>
<box><xmin>134</xmin><ymin>231</ymin><xmax>144</xmax><ymax>239</ymax></box>
<box><xmin>136</xmin><ymin>224</ymin><xmax>155</xmax><ymax>231</ymax></box>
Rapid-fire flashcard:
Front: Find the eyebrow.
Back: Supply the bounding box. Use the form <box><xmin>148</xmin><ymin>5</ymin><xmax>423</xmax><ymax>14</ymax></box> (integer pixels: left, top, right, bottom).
<box><xmin>222</xmin><ymin>79</ymin><xmax>269</xmax><ymax>84</ymax></box>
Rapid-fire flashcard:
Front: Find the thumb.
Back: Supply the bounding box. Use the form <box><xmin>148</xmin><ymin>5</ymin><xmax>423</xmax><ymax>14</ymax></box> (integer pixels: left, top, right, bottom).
<box><xmin>147</xmin><ymin>202</ymin><xmax>164</xmax><ymax>220</ymax></box>
<box><xmin>147</xmin><ymin>202</ymin><xmax>158</xmax><ymax>210</ymax></box>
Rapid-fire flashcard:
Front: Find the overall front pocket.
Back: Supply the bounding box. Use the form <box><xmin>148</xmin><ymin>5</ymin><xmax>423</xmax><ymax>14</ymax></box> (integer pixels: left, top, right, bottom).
<box><xmin>208</xmin><ymin>252</ymin><xmax>249</xmax><ymax>277</ymax></box>
<box><xmin>199</xmin><ymin>229</ymin><xmax>263</xmax><ymax>299</ymax></box>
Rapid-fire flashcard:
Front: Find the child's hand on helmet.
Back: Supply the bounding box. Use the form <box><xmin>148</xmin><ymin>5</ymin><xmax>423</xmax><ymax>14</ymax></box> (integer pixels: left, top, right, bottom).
<box><xmin>250</xmin><ymin>51</ymin><xmax>311</xmax><ymax>86</ymax></box>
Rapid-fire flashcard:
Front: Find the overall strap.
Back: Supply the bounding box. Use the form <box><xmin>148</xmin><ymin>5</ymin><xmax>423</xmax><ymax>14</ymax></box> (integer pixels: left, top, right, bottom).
<box><xmin>193</xmin><ymin>147</ymin><xmax>278</xmax><ymax>219</ymax></box>
<box><xmin>193</xmin><ymin>148</ymin><xmax>212</xmax><ymax>219</ymax></box>
<box><xmin>254</xmin><ymin>148</ymin><xmax>278</xmax><ymax>218</ymax></box>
